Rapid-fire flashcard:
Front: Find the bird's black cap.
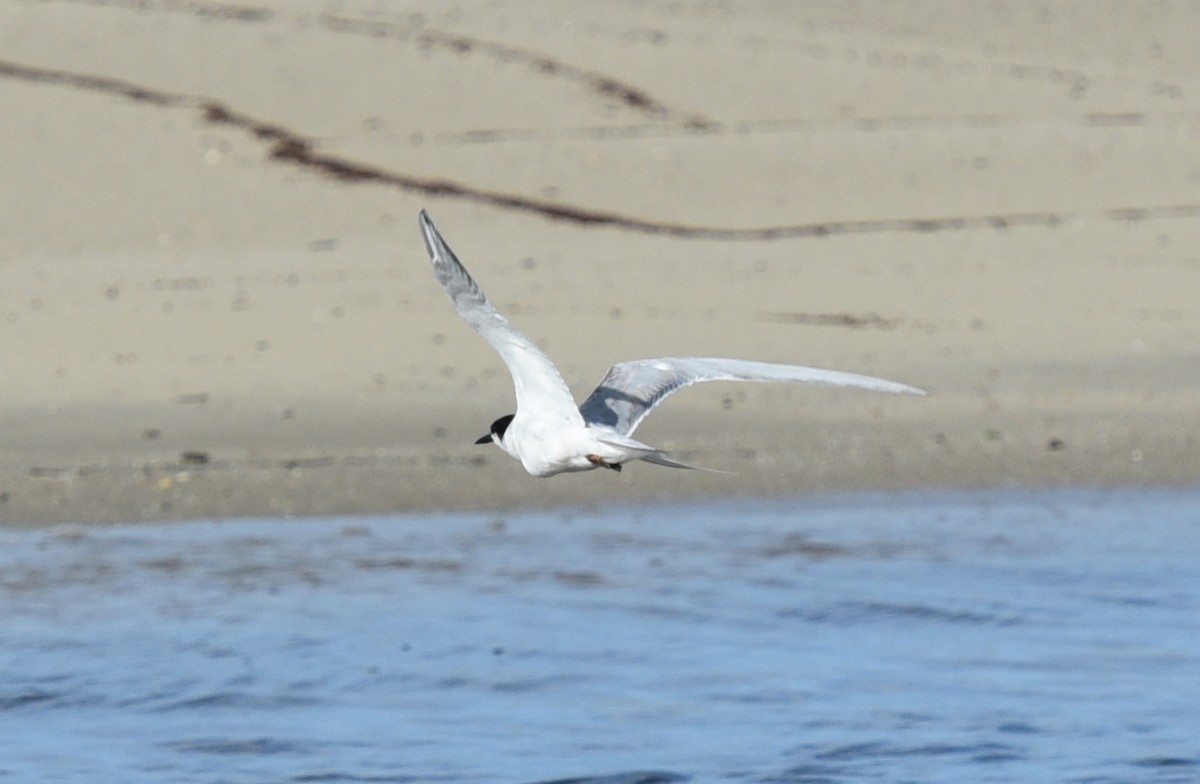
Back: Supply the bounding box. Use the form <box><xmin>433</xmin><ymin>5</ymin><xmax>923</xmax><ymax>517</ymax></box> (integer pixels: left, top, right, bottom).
<box><xmin>475</xmin><ymin>413</ymin><xmax>514</xmax><ymax>445</ymax></box>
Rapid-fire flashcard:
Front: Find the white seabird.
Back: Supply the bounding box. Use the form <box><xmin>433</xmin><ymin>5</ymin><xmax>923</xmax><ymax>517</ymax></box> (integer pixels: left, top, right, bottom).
<box><xmin>419</xmin><ymin>210</ymin><xmax>924</xmax><ymax>476</ymax></box>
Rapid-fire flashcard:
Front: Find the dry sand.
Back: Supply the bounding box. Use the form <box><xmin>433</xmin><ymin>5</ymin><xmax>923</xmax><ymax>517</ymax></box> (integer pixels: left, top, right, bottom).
<box><xmin>0</xmin><ymin>1</ymin><xmax>1197</xmax><ymax>525</ymax></box>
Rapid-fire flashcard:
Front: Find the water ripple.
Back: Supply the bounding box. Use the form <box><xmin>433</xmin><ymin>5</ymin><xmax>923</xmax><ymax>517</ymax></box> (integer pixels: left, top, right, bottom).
<box><xmin>778</xmin><ymin>599</ymin><xmax>1021</xmax><ymax>627</ymax></box>
<box><xmin>152</xmin><ymin>691</ymin><xmax>322</xmax><ymax>712</ymax></box>
<box><xmin>528</xmin><ymin>772</ymin><xmax>688</xmax><ymax>784</ymax></box>
<box><xmin>167</xmin><ymin>737</ymin><xmax>309</xmax><ymax>755</ymax></box>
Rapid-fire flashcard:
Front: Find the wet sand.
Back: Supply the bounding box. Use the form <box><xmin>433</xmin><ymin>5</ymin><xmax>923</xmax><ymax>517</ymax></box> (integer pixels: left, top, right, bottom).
<box><xmin>0</xmin><ymin>1</ymin><xmax>1197</xmax><ymax>525</ymax></box>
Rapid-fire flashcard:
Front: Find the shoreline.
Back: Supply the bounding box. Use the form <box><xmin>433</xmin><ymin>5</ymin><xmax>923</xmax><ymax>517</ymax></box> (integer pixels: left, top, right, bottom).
<box><xmin>1</xmin><ymin>397</ymin><xmax>1193</xmax><ymax>527</ymax></box>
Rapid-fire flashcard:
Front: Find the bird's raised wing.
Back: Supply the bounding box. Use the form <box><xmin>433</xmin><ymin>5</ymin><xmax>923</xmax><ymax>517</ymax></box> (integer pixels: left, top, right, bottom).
<box><xmin>578</xmin><ymin>357</ymin><xmax>925</xmax><ymax>436</ymax></box>
<box><xmin>420</xmin><ymin>211</ymin><xmax>582</xmax><ymax>424</ymax></box>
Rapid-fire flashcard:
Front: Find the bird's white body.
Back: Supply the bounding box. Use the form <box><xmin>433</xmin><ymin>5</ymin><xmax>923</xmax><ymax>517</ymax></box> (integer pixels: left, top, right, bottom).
<box><xmin>419</xmin><ymin>210</ymin><xmax>925</xmax><ymax>476</ymax></box>
<box><xmin>500</xmin><ymin>418</ymin><xmax>649</xmax><ymax>477</ymax></box>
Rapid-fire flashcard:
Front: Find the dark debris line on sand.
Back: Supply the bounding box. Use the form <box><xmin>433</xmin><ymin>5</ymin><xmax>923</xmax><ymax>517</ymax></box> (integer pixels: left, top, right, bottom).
<box><xmin>2</xmin><ymin>58</ymin><xmax>1199</xmax><ymax>239</ymax></box>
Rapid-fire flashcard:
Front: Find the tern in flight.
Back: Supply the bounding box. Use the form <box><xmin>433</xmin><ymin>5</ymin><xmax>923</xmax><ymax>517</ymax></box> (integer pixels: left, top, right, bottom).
<box><xmin>419</xmin><ymin>210</ymin><xmax>924</xmax><ymax>476</ymax></box>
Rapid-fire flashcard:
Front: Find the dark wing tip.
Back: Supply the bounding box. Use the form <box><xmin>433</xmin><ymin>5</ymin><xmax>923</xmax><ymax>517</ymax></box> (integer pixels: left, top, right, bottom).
<box><xmin>417</xmin><ymin>208</ymin><xmax>446</xmax><ymax>267</ymax></box>
<box><xmin>419</xmin><ymin>209</ymin><xmax>446</xmax><ymax>241</ymax></box>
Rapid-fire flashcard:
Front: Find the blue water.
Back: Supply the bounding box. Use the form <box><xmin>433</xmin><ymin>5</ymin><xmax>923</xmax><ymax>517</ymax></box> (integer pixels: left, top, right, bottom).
<box><xmin>1</xmin><ymin>489</ymin><xmax>1197</xmax><ymax>783</ymax></box>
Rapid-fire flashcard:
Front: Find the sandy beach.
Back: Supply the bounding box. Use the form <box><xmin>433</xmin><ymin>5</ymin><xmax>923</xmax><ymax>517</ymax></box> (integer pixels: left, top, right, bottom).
<box><xmin>0</xmin><ymin>1</ymin><xmax>1196</xmax><ymax>526</ymax></box>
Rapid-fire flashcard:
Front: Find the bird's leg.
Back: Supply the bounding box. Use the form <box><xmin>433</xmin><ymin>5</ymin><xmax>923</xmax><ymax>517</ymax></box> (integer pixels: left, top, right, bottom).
<box><xmin>587</xmin><ymin>454</ymin><xmax>622</xmax><ymax>472</ymax></box>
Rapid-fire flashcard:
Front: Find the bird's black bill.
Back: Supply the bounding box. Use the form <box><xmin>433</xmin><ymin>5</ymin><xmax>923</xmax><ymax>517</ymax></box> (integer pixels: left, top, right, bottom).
<box><xmin>474</xmin><ymin>434</ymin><xmax>492</xmax><ymax>445</ymax></box>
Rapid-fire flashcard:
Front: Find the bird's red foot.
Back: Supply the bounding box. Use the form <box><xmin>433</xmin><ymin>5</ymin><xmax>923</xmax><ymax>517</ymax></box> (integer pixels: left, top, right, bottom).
<box><xmin>587</xmin><ymin>454</ymin><xmax>622</xmax><ymax>472</ymax></box>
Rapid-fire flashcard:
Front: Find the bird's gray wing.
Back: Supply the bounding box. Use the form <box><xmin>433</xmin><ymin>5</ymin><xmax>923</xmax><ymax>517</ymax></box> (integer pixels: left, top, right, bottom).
<box><xmin>578</xmin><ymin>357</ymin><xmax>925</xmax><ymax>436</ymax></box>
<box><xmin>420</xmin><ymin>211</ymin><xmax>583</xmax><ymax>424</ymax></box>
